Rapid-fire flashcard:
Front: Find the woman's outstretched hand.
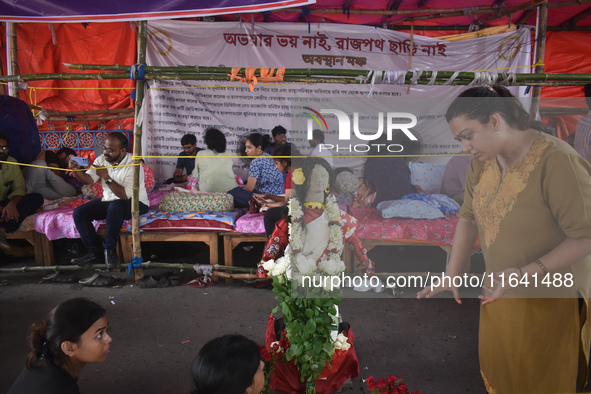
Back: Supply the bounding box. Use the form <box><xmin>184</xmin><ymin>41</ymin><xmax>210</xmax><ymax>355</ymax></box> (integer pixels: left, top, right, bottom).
<box><xmin>478</xmin><ymin>268</ymin><xmax>521</xmax><ymax>306</ymax></box>
<box><xmin>417</xmin><ymin>276</ymin><xmax>462</xmax><ymax>304</ymax></box>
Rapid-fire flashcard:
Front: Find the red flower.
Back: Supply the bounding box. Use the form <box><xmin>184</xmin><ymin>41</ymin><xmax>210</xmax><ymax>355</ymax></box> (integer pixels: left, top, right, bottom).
<box><xmin>398</xmin><ymin>383</ymin><xmax>408</xmax><ymax>393</ymax></box>
<box><xmin>258</xmin><ymin>345</ymin><xmax>273</xmax><ymax>362</ymax></box>
<box><xmin>379</xmin><ymin>389</ymin><xmax>389</xmax><ymax>394</ymax></box>
<box><xmin>279</xmin><ymin>336</ymin><xmax>290</xmax><ymax>350</ymax></box>
<box><xmin>376</xmin><ymin>378</ymin><xmax>387</xmax><ymax>389</ymax></box>
<box><xmin>367</xmin><ymin>376</ymin><xmax>376</xmax><ymax>391</ymax></box>
<box><xmin>387</xmin><ymin>375</ymin><xmax>398</xmax><ymax>387</ymax></box>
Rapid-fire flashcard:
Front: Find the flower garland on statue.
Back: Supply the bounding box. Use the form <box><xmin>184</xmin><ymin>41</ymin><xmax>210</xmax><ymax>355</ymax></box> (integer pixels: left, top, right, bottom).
<box><xmin>288</xmin><ymin>193</ymin><xmax>347</xmax><ymax>278</ymax></box>
<box><xmin>260</xmin><ymin>183</ymin><xmax>350</xmax><ymax>393</ymax></box>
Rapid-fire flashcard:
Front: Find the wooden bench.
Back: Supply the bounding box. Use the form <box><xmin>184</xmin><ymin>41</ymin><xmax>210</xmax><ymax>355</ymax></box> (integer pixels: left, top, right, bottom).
<box><xmin>6</xmin><ymin>230</ymin><xmax>55</xmax><ymax>266</ymax></box>
<box><xmin>118</xmin><ymin>231</ymin><xmax>220</xmax><ymax>266</ymax></box>
<box><xmin>222</xmin><ymin>232</ymin><xmax>267</xmax><ymax>283</ymax></box>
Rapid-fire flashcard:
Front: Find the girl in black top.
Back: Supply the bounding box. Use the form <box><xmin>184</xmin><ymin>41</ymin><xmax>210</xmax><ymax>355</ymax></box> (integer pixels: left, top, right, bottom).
<box><xmin>9</xmin><ymin>298</ymin><xmax>111</xmax><ymax>394</ymax></box>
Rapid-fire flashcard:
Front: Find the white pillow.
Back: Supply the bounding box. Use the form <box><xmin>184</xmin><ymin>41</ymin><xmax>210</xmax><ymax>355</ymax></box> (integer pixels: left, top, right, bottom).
<box><xmin>409</xmin><ymin>162</ymin><xmax>446</xmax><ymax>194</ymax></box>
<box><xmin>377</xmin><ymin>200</ymin><xmax>445</xmax><ymax>219</ymax></box>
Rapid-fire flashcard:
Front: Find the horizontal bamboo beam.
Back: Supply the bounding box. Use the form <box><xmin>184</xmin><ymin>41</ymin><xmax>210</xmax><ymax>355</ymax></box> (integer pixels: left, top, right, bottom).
<box><xmin>60</xmin><ymin>65</ymin><xmax>591</xmax><ymax>82</ymax></box>
<box><xmin>279</xmin><ymin>6</ymin><xmax>498</xmax><ymax>16</ymax></box>
<box><xmin>383</xmin><ymin>25</ymin><xmax>591</xmax><ymax>31</ymax></box>
<box><xmin>276</xmin><ymin>0</ymin><xmax>591</xmax><ymax>21</ymax></box>
<box><xmin>43</xmin><ymin>107</ymin><xmax>135</xmax><ymax>116</ymax></box>
<box><xmin>477</xmin><ymin>0</ymin><xmax>591</xmax><ymax>25</ymax></box>
<box><xmin>0</xmin><ymin>262</ymin><xmax>257</xmax><ymax>274</ymax></box>
<box><xmin>47</xmin><ymin>113</ymin><xmax>133</xmax><ymax>122</ymax></box>
<box><xmin>539</xmin><ymin>107</ymin><xmax>590</xmax><ymax>115</ymax></box>
<box><xmin>0</xmin><ymin>72</ymin><xmax>133</xmax><ymax>82</ymax></box>
<box><xmin>213</xmin><ymin>271</ymin><xmax>258</xmax><ymax>279</ymax></box>
<box><xmin>64</xmin><ymin>63</ymin><xmax>201</xmax><ymax>73</ymax></box>
<box><xmin>4</xmin><ymin>69</ymin><xmax>591</xmax><ymax>87</ymax></box>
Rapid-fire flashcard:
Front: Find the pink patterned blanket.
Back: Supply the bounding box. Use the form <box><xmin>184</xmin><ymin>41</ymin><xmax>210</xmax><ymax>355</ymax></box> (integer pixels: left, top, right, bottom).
<box><xmin>235</xmin><ymin>212</ymin><xmax>266</xmax><ymax>234</ymax></box>
<box><xmin>34</xmin><ymin>206</ymin><xmax>102</xmax><ymax>240</ymax></box>
<box><xmin>33</xmin><ymin>190</ymin><xmax>170</xmax><ymax>241</ymax></box>
<box><xmin>349</xmin><ymin>207</ymin><xmax>459</xmax><ymax>245</ymax></box>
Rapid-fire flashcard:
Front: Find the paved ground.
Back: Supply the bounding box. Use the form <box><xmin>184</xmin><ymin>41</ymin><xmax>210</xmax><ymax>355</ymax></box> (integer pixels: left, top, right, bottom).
<box><xmin>0</xmin><ymin>239</ymin><xmax>486</xmax><ymax>393</ymax></box>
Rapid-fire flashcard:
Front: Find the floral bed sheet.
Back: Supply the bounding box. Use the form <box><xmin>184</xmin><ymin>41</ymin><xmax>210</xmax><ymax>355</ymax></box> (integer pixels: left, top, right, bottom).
<box><xmin>31</xmin><ymin>189</ymin><xmax>242</xmax><ymax>240</ymax></box>
<box><xmin>349</xmin><ymin>206</ymin><xmax>459</xmax><ymax>245</ymax></box>
<box><xmin>235</xmin><ymin>212</ymin><xmax>266</xmax><ymax>234</ymax></box>
<box><xmin>128</xmin><ymin>209</ymin><xmax>242</xmax><ymax>232</ymax></box>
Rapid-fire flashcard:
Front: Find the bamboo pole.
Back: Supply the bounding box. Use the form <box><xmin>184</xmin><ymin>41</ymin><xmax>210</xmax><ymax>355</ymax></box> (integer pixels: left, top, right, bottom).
<box><xmin>0</xmin><ymin>49</ymin><xmax>5</xmax><ymax>96</ymax></box>
<box><xmin>2</xmin><ymin>71</ymin><xmax>591</xmax><ymax>86</ymax></box>
<box><xmin>530</xmin><ymin>2</ymin><xmax>548</xmax><ymax>119</ymax></box>
<box><xmin>0</xmin><ymin>72</ymin><xmax>131</xmax><ymax>82</ymax></box>
<box><xmin>539</xmin><ymin>108</ymin><xmax>589</xmax><ymax>115</ymax></box>
<box><xmin>275</xmin><ymin>0</ymin><xmax>591</xmax><ymax>21</ymax></box>
<box><xmin>0</xmin><ymin>262</ymin><xmax>258</xmax><ymax>274</ymax></box>
<box><xmin>61</xmin><ymin>63</ymin><xmax>591</xmax><ymax>82</ymax></box>
<box><xmin>213</xmin><ymin>271</ymin><xmax>258</xmax><ymax>279</ymax></box>
<box><xmin>4</xmin><ymin>66</ymin><xmax>591</xmax><ymax>87</ymax></box>
<box><xmin>383</xmin><ymin>25</ymin><xmax>591</xmax><ymax>31</ymax></box>
<box><xmin>51</xmin><ymin>65</ymin><xmax>591</xmax><ymax>83</ymax></box>
<box><xmin>35</xmin><ymin>107</ymin><xmax>135</xmax><ymax>116</ymax></box>
<box><xmin>131</xmin><ymin>21</ymin><xmax>147</xmax><ymax>282</ymax></box>
<box><xmin>278</xmin><ymin>5</ymin><xmax>498</xmax><ymax>16</ymax></box>
<box><xmin>47</xmin><ymin>113</ymin><xmax>134</xmax><ymax>122</ymax></box>
<box><xmin>6</xmin><ymin>22</ymin><xmax>18</xmax><ymax>98</ymax></box>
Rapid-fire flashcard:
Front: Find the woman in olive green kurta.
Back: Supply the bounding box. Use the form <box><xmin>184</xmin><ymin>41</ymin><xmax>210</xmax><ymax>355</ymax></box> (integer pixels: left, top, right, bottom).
<box><xmin>419</xmin><ymin>86</ymin><xmax>591</xmax><ymax>394</ymax></box>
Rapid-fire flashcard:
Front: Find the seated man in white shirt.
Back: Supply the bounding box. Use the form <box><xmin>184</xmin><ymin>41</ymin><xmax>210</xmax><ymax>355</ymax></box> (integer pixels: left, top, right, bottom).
<box><xmin>68</xmin><ymin>132</ymin><xmax>149</xmax><ymax>269</ymax></box>
<box><xmin>308</xmin><ymin>129</ymin><xmax>333</xmax><ymax>167</ymax></box>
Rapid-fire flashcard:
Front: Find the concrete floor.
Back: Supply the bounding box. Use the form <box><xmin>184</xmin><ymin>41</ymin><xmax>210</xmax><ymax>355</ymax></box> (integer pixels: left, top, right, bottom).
<box><xmin>0</xmin><ymin>239</ymin><xmax>486</xmax><ymax>393</ymax></box>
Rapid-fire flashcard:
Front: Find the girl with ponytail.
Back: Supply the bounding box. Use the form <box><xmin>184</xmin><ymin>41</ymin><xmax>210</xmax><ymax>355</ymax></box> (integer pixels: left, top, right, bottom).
<box><xmin>9</xmin><ymin>298</ymin><xmax>111</xmax><ymax>394</ymax></box>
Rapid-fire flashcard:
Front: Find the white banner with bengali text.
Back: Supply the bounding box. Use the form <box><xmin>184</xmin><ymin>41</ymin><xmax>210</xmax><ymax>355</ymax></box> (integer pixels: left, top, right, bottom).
<box><xmin>144</xmin><ymin>21</ymin><xmax>531</xmax><ymax>180</ymax></box>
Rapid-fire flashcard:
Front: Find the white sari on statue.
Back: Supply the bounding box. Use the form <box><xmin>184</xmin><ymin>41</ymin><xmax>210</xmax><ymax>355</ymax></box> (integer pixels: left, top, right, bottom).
<box><xmin>301</xmin><ymin>210</ymin><xmax>330</xmax><ymax>263</ymax></box>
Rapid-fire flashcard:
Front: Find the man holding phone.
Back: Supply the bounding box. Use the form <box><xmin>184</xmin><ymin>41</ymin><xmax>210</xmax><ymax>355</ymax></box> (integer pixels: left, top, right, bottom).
<box><xmin>69</xmin><ymin>132</ymin><xmax>149</xmax><ymax>269</ymax></box>
<box><xmin>165</xmin><ymin>133</ymin><xmax>201</xmax><ymax>184</ymax></box>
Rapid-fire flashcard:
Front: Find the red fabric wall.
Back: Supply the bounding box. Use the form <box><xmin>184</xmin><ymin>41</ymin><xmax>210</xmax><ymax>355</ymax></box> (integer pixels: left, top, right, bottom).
<box><xmin>10</xmin><ymin>22</ymin><xmax>137</xmax><ymax>131</ymax></box>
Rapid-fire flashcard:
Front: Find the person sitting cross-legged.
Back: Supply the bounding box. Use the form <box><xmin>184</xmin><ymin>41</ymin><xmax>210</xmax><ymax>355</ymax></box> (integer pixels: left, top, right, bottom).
<box><xmin>69</xmin><ymin>132</ymin><xmax>149</xmax><ymax>269</ymax></box>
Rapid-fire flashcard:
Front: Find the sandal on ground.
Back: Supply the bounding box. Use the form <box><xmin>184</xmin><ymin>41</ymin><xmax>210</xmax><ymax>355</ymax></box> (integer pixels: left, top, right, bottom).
<box><xmin>137</xmin><ymin>276</ymin><xmax>169</xmax><ymax>289</ymax></box>
<box><xmin>181</xmin><ymin>278</ymin><xmax>206</xmax><ymax>288</ymax></box>
<box><xmin>40</xmin><ymin>271</ymin><xmax>78</xmax><ymax>284</ymax></box>
<box><xmin>79</xmin><ymin>274</ymin><xmax>121</xmax><ymax>287</ymax></box>
<box><xmin>167</xmin><ymin>275</ymin><xmax>180</xmax><ymax>286</ymax></box>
